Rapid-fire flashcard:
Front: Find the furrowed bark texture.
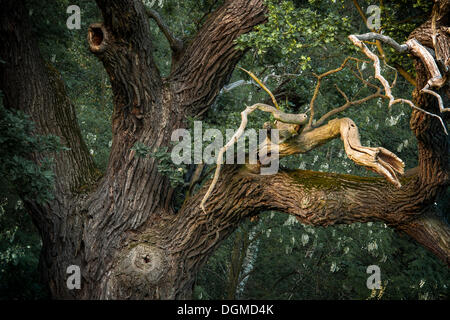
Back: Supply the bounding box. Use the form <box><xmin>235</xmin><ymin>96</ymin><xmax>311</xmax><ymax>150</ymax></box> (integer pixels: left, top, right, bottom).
<box><xmin>0</xmin><ymin>0</ymin><xmax>98</xmax><ymax>297</ymax></box>
<box><xmin>169</xmin><ymin>0</ymin><xmax>267</xmax><ymax>116</ymax></box>
<box><xmin>0</xmin><ymin>0</ymin><xmax>448</xmax><ymax>300</ymax></box>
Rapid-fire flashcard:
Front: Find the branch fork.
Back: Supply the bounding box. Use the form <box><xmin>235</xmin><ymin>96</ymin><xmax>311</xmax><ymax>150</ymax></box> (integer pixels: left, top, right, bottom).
<box><xmin>349</xmin><ymin>34</ymin><xmax>449</xmax><ymax>134</ymax></box>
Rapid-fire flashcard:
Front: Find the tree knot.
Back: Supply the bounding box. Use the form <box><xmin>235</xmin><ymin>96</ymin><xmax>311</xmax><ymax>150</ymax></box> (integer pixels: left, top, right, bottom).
<box><xmin>88</xmin><ymin>23</ymin><xmax>109</xmax><ymax>54</ymax></box>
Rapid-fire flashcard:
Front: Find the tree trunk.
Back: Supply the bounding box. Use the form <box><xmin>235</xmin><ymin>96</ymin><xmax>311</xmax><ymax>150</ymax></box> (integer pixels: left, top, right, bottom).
<box><xmin>0</xmin><ymin>0</ymin><xmax>448</xmax><ymax>299</ymax></box>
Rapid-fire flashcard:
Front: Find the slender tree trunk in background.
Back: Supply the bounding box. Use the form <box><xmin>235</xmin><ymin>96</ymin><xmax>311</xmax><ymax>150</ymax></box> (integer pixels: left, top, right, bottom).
<box><xmin>225</xmin><ymin>227</ymin><xmax>252</xmax><ymax>300</ymax></box>
<box><xmin>0</xmin><ymin>0</ymin><xmax>448</xmax><ymax>299</ymax></box>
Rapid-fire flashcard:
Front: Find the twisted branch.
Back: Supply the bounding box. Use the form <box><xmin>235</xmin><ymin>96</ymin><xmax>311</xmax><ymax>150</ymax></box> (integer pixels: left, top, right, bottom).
<box><xmin>200</xmin><ymin>103</ymin><xmax>308</xmax><ymax>213</ymax></box>
<box><xmin>349</xmin><ymin>34</ymin><xmax>448</xmax><ymax>135</ymax></box>
<box><xmin>279</xmin><ymin>118</ymin><xmax>405</xmax><ymax>187</ymax></box>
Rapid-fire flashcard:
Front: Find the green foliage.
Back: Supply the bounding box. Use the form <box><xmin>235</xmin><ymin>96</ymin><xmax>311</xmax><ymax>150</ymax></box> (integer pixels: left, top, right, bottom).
<box><xmin>0</xmin><ymin>93</ymin><xmax>58</xmax><ymax>299</ymax></box>
<box><xmin>0</xmin><ymin>198</ymin><xmax>48</xmax><ymax>299</ymax></box>
<box><xmin>150</xmin><ymin>146</ymin><xmax>187</xmax><ymax>188</ymax></box>
<box><xmin>237</xmin><ymin>0</ymin><xmax>351</xmax><ymax>68</ymax></box>
<box><xmin>132</xmin><ymin>142</ymin><xmax>187</xmax><ymax>188</ymax></box>
<box><xmin>132</xmin><ymin>141</ymin><xmax>151</xmax><ymax>158</ymax></box>
<box><xmin>0</xmin><ymin>95</ymin><xmax>66</xmax><ymax>204</ymax></box>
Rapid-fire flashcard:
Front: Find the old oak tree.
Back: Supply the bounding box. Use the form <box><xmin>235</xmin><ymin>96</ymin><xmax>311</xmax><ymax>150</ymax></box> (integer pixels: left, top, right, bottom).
<box><xmin>0</xmin><ymin>0</ymin><xmax>449</xmax><ymax>299</ymax></box>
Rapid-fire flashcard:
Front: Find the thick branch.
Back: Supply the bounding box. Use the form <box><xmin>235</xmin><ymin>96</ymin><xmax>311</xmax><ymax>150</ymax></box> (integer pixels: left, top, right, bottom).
<box><xmin>173</xmin><ymin>164</ymin><xmax>449</xmax><ymax>293</ymax></box>
<box><xmin>170</xmin><ymin>0</ymin><xmax>267</xmax><ymax>116</ymax></box>
<box><xmin>0</xmin><ymin>0</ymin><xmax>96</xmax><ymax>198</ymax></box>
<box><xmin>281</xmin><ymin>118</ymin><xmax>405</xmax><ymax>187</ymax></box>
<box><xmin>202</xmin><ymin>111</ymin><xmax>405</xmax><ymax>213</ymax></box>
<box><xmin>399</xmin><ymin>209</ymin><xmax>450</xmax><ymax>265</ymax></box>
<box><xmin>201</xmin><ymin>103</ymin><xmax>308</xmax><ymax>212</ymax></box>
<box><xmin>91</xmin><ymin>0</ymin><xmax>162</xmax><ymax>129</ymax></box>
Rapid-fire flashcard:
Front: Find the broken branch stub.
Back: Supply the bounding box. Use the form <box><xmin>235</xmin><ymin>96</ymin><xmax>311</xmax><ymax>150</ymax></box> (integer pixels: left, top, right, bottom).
<box><xmin>278</xmin><ymin>118</ymin><xmax>405</xmax><ymax>187</ymax></box>
<box><xmin>339</xmin><ymin>118</ymin><xmax>404</xmax><ymax>187</ymax></box>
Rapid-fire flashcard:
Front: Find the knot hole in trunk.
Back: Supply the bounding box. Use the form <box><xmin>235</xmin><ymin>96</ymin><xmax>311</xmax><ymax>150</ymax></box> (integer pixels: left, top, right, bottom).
<box><xmin>88</xmin><ymin>23</ymin><xmax>108</xmax><ymax>53</ymax></box>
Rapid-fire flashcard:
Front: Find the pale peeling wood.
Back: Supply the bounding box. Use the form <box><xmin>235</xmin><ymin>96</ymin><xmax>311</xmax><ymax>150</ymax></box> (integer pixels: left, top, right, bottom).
<box><xmin>349</xmin><ymin>33</ymin><xmax>449</xmax><ymax>114</ymax></box>
<box><xmin>279</xmin><ymin>118</ymin><xmax>405</xmax><ymax>187</ymax></box>
<box><xmin>349</xmin><ymin>34</ymin><xmax>448</xmax><ymax>134</ymax></box>
<box><xmin>406</xmin><ymin>38</ymin><xmax>446</xmax><ymax>89</ymax></box>
<box><xmin>339</xmin><ymin>118</ymin><xmax>404</xmax><ymax>187</ymax></box>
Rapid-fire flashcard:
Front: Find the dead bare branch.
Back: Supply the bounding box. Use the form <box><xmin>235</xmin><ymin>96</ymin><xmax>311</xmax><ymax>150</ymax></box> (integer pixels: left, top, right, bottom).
<box><xmin>314</xmin><ymin>89</ymin><xmax>386</xmax><ymax>128</ymax></box>
<box><xmin>349</xmin><ymin>34</ymin><xmax>448</xmax><ymax>134</ymax></box>
<box><xmin>406</xmin><ymin>39</ymin><xmax>446</xmax><ymax>89</ymax></box>
<box><xmin>353</xmin><ymin>33</ymin><xmax>409</xmax><ymax>53</ymax></box>
<box><xmin>351</xmin><ymin>1</ymin><xmax>417</xmax><ymax>86</ymax></box>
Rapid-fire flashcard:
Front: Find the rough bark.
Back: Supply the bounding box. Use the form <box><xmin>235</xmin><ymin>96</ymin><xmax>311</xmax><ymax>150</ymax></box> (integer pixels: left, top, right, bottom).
<box><xmin>169</xmin><ymin>0</ymin><xmax>267</xmax><ymax>116</ymax></box>
<box><xmin>0</xmin><ymin>0</ymin><xmax>99</xmax><ymax>298</ymax></box>
<box><xmin>0</xmin><ymin>0</ymin><xmax>448</xmax><ymax>300</ymax></box>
